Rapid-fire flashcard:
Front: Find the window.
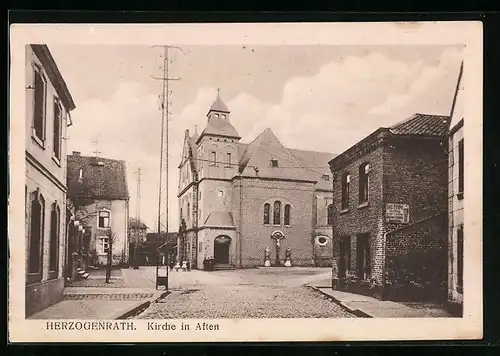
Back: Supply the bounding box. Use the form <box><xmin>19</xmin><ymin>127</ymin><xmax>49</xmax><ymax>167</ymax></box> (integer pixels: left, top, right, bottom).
<box><xmin>284</xmin><ymin>204</ymin><xmax>291</xmax><ymax>226</ymax></box>
<box><xmin>199</xmin><ymin>242</ymin><xmax>203</xmax><ymax>253</ymax></box>
<box><xmin>327</xmin><ymin>204</ymin><xmax>334</xmax><ymax>225</ymax></box>
<box><xmin>49</xmin><ymin>203</ymin><xmax>60</xmax><ymax>277</ymax></box>
<box><xmin>211</xmin><ymin>151</ymin><xmax>217</xmax><ymax>166</ymax></box>
<box><xmin>341</xmin><ymin>172</ymin><xmax>350</xmax><ymax>210</ymax></box>
<box><xmin>98</xmin><ymin>236</ymin><xmax>109</xmax><ymax>254</ymax></box>
<box><xmin>356</xmin><ymin>234</ymin><xmax>370</xmax><ymax>280</ymax></box>
<box><xmin>98</xmin><ymin>211</ymin><xmax>110</xmax><ymax>228</ymax></box>
<box><xmin>180</xmin><ymin>208</ymin><xmax>183</xmax><ymax>220</ymax></box>
<box><xmin>187</xmin><ymin>203</ymin><xmax>190</xmax><ymax>220</ymax></box>
<box><xmin>221</xmin><ymin>114</ymin><xmax>226</xmax><ymax>119</ymax></box>
<box><xmin>458</xmin><ymin>138</ymin><xmax>464</xmax><ymax>199</ymax></box>
<box><xmin>317</xmin><ymin>236</ymin><xmax>328</xmax><ymax>246</ymax></box>
<box><xmin>359</xmin><ymin>163</ymin><xmax>370</xmax><ymax>204</ymax></box>
<box><xmin>322</xmin><ymin>174</ymin><xmax>330</xmax><ymax>181</ymax></box>
<box><xmin>226</xmin><ymin>152</ymin><xmax>232</xmax><ymax>167</ymax></box>
<box><xmin>273</xmin><ymin>201</ymin><xmax>281</xmax><ymax>225</ymax></box>
<box><xmin>263</xmin><ymin>203</ymin><xmax>270</xmax><ymax>225</ymax></box>
<box><xmin>28</xmin><ymin>192</ymin><xmax>45</xmax><ymax>277</ymax></box>
<box><xmin>214</xmin><ymin>113</ymin><xmax>219</xmax><ymax>118</ymax></box>
<box><xmin>53</xmin><ymin>99</ymin><xmax>63</xmax><ymax>160</ymax></box>
<box><xmin>217</xmin><ymin>190</ymin><xmax>225</xmax><ymax>198</ymax></box>
<box><xmin>457</xmin><ymin>225</ymin><xmax>464</xmax><ymax>293</ymax></box>
<box><xmin>271</xmin><ymin>159</ymin><xmax>279</xmax><ymax>168</ymax></box>
<box><xmin>33</xmin><ymin>65</ymin><xmax>47</xmax><ymax>142</ymax></box>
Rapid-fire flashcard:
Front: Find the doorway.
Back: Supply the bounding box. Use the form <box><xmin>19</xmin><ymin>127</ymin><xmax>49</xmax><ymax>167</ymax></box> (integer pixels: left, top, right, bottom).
<box><xmin>214</xmin><ymin>235</ymin><xmax>231</xmax><ymax>264</ymax></box>
<box><xmin>339</xmin><ymin>236</ymin><xmax>351</xmax><ymax>278</ymax></box>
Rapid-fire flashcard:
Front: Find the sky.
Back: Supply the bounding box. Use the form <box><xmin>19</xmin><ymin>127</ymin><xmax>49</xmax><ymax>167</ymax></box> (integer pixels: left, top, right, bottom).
<box><xmin>49</xmin><ymin>44</ymin><xmax>464</xmax><ymax>232</ymax></box>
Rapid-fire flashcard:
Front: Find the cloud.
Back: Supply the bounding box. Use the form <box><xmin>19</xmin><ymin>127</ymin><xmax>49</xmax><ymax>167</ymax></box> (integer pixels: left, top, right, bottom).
<box><xmin>67</xmin><ymin>46</ymin><xmax>463</xmax><ymax>232</ymax></box>
<box><xmin>368</xmin><ymin>47</ymin><xmax>464</xmax><ymax>116</ymax></box>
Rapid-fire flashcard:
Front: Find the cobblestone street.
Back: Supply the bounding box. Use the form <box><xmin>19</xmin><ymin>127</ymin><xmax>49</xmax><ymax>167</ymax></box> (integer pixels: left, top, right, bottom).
<box><xmin>134</xmin><ymin>267</ymin><xmax>354</xmax><ymax>318</ymax></box>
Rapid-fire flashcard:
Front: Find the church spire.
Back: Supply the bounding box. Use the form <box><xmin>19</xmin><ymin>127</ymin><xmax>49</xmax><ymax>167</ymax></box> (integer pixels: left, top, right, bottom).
<box><xmin>207</xmin><ymin>89</ymin><xmax>230</xmax><ymax>116</ymax></box>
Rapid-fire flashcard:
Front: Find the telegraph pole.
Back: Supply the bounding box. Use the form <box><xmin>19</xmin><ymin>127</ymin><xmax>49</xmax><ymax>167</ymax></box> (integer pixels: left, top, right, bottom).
<box><xmin>151</xmin><ymin>45</ymin><xmax>185</xmax><ymax>290</ymax></box>
<box><xmin>133</xmin><ymin>167</ymin><xmax>143</xmax><ymax>269</ymax></box>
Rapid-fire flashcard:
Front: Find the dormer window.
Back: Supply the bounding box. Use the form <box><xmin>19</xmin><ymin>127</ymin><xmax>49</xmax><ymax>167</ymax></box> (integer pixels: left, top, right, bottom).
<box><xmin>221</xmin><ymin>114</ymin><xmax>226</xmax><ymax>119</ymax></box>
<box><xmin>214</xmin><ymin>113</ymin><xmax>219</xmax><ymax>119</ymax></box>
<box><xmin>270</xmin><ymin>159</ymin><xmax>279</xmax><ymax>168</ymax></box>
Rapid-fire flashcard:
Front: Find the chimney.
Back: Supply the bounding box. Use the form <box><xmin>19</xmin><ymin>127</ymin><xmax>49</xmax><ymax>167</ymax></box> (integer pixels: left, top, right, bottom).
<box><xmin>72</xmin><ymin>151</ymin><xmax>81</xmax><ymax>156</ymax></box>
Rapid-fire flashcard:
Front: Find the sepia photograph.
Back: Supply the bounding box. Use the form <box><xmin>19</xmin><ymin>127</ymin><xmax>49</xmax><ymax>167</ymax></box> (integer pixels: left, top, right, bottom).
<box><xmin>9</xmin><ymin>22</ymin><xmax>483</xmax><ymax>342</ymax></box>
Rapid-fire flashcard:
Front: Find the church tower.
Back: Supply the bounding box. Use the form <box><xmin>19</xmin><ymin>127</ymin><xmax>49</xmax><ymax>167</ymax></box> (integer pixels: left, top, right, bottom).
<box><xmin>195</xmin><ymin>90</ymin><xmax>240</xmax><ymax>269</ymax></box>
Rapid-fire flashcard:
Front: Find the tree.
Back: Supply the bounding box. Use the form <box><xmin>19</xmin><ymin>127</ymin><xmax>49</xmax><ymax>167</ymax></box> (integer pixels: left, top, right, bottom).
<box><xmin>105</xmin><ymin>229</ymin><xmax>118</xmax><ymax>284</ymax></box>
<box><xmin>129</xmin><ymin>217</ymin><xmax>148</xmax><ymax>268</ymax></box>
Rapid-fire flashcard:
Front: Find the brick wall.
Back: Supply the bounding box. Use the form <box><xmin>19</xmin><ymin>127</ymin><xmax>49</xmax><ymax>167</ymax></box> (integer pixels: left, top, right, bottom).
<box><xmin>234</xmin><ymin>178</ymin><xmax>316</xmax><ymax>267</ymax></box>
<box><xmin>385</xmin><ymin>213</ymin><xmax>448</xmax><ymax>301</ymax></box>
<box><xmin>332</xmin><ymin>146</ymin><xmax>385</xmax><ymax>283</ymax></box>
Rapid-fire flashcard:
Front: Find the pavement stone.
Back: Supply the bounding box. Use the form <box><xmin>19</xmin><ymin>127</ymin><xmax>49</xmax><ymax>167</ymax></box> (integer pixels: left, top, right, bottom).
<box><xmin>134</xmin><ymin>267</ymin><xmax>353</xmax><ymax>319</ymax></box>
<box><xmin>315</xmin><ymin>287</ymin><xmax>453</xmax><ymax>318</ymax></box>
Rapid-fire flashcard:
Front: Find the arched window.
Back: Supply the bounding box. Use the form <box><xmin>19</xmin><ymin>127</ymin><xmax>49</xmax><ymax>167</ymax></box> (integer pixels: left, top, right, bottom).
<box><xmin>341</xmin><ymin>172</ymin><xmax>350</xmax><ymax>210</ymax></box>
<box><xmin>263</xmin><ymin>203</ymin><xmax>270</xmax><ymax>225</ymax></box>
<box><xmin>187</xmin><ymin>203</ymin><xmax>190</xmax><ymax>220</ymax></box>
<box><xmin>49</xmin><ymin>203</ymin><xmax>60</xmax><ymax>277</ymax></box>
<box><xmin>284</xmin><ymin>204</ymin><xmax>291</xmax><ymax>226</ymax></box>
<box><xmin>359</xmin><ymin>162</ymin><xmax>370</xmax><ymax>204</ymax></box>
<box><xmin>273</xmin><ymin>201</ymin><xmax>281</xmax><ymax>225</ymax></box>
<box><xmin>28</xmin><ymin>191</ymin><xmax>45</xmax><ymax>276</ymax></box>
<box><xmin>327</xmin><ymin>204</ymin><xmax>334</xmax><ymax>225</ymax></box>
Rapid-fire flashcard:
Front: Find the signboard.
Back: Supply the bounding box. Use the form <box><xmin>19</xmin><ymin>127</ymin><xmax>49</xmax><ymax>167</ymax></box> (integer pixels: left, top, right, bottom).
<box><xmin>385</xmin><ymin>203</ymin><xmax>410</xmax><ymax>224</ymax></box>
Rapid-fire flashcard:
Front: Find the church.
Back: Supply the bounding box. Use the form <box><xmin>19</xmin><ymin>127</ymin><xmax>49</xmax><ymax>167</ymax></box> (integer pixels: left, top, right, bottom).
<box><xmin>177</xmin><ymin>92</ymin><xmax>337</xmax><ymax>270</ymax></box>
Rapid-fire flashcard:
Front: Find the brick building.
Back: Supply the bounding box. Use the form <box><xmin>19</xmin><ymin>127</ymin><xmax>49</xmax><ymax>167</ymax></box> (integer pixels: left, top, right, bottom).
<box><xmin>178</xmin><ymin>92</ymin><xmax>336</xmax><ymax>270</ymax></box>
<box><xmin>25</xmin><ymin>45</ymin><xmax>76</xmax><ymax>317</ymax></box>
<box><xmin>329</xmin><ymin>113</ymin><xmax>450</xmax><ymax>301</ymax></box>
<box><xmin>67</xmin><ymin>152</ymin><xmax>130</xmax><ymax>269</ymax></box>
<box><xmin>447</xmin><ymin>62</ymin><xmax>464</xmax><ymax>314</ymax></box>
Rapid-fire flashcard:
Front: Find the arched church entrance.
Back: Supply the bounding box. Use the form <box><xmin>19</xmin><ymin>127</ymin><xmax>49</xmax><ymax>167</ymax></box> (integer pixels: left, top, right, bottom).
<box><xmin>214</xmin><ymin>235</ymin><xmax>231</xmax><ymax>264</ymax></box>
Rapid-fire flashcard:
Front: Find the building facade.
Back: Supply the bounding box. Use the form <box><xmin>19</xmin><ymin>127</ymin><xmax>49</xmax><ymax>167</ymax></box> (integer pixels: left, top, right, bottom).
<box><xmin>25</xmin><ymin>45</ymin><xmax>76</xmax><ymax>317</ymax></box>
<box><xmin>178</xmin><ymin>93</ymin><xmax>336</xmax><ymax>270</ymax></box>
<box><xmin>329</xmin><ymin>113</ymin><xmax>450</xmax><ymax>302</ymax></box>
<box><xmin>447</xmin><ymin>62</ymin><xmax>464</xmax><ymax>314</ymax></box>
<box><xmin>67</xmin><ymin>152</ymin><xmax>130</xmax><ymax>268</ymax></box>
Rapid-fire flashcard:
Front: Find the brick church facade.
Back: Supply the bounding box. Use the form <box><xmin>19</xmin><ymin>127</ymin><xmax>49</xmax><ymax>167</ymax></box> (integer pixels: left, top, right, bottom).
<box><xmin>177</xmin><ymin>93</ymin><xmax>336</xmax><ymax>270</ymax></box>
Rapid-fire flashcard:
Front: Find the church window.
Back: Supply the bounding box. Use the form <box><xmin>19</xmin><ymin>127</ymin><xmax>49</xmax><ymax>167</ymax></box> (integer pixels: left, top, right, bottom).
<box><xmin>226</xmin><ymin>152</ymin><xmax>232</xmax><ymax>167</ymax></box>
<box><xmin>210</xmin><ymin>151</ymin><xmax>216</xmax><ymax>166</ymax></box>
<box><xmin>273</xmin><ymin>201</ymin><xmax>281</xmax><ymax>225</ymax></box>
<box><xmin>270</xmin><ymin>159</ymin><xmax>279</xmax><ymax>168</ymax></box>
<box><xmin>263</xmin><ymin>203</ymin><xmax>270</xmax><ymax>225</ymax></box>
<box><xmin>284</xmin><ymin>204</ymin><xmax>291</xmax><ymax>226</ymax></box>
<box><xmin>187</xmin><ymin>203</ymin><xmax>190</xmax><ymax>220</ymax></box>
<box><xmin>327</xmin><ymin>204</ymin><xmax>334</xmax><ymax>225</ymax></box>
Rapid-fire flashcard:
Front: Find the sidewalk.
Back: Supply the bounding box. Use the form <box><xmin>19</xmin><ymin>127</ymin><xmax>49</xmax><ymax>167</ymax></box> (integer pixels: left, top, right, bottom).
<box><xmin>311</xmin><ymin>286</ymin><xmax>454</xmax><ymax>318</ymax></box>
<box><xmin>29</xmin><ymin>268</ymin><xmax>167</xmax><ymax>320</ymax></box>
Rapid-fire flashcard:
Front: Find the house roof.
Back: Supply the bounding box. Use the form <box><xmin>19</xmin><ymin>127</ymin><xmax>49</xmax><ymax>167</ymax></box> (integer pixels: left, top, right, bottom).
<box><xmin>204</xmin><ymin>211</ymin><xmax>235</xmax><ymax>227</ymax></box>
<box><xmin>67</xmin><ymin>153</ymin><xmax>130</xmax><ymax>200</ymax></box>
<box><xmin>145</xmin><ymin>232</ymin><xmax>177</xmax><ymax>244</ymax></box>
<box><xmin>31</xmin><ymin>45</ymin><xmax>76</xmax><ymax>112</ymax></box>
<box><xmin>389</xmin><ymin>113</ymin><xmax>451</xmax><ymax>137</ymax></box>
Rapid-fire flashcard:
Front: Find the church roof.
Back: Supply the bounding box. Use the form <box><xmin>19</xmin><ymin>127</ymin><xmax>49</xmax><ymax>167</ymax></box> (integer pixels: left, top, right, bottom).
<box><xmin>199</xmin><ymin>116</ymin><xmax>240</xmax><ymax>140</ymax></box>
<box><xmin>237</xmin><ymin>128</ymin><xmax>336</xmax><ymax>186</ymax></box>
<box><xmin>208</xmin><ymin>92</ymin><xmax>230</xmax><ymax>114</ymax></box>
<box><xmin>204</xmin><ymin>211</ymin><xmax>235</xmax><ymax>227</ymax></box>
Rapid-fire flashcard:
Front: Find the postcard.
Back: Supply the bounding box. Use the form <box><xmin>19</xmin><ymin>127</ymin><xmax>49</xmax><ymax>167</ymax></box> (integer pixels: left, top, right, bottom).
<box><xmin>9</xmin><ymin>21</ymin><xmax>483</xmax><ymax>342</ymax></box>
